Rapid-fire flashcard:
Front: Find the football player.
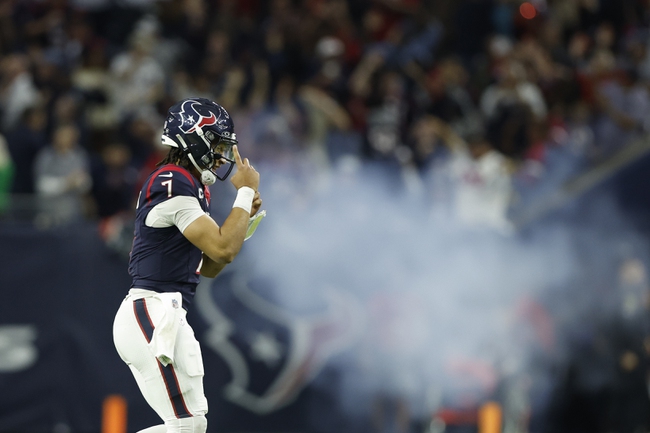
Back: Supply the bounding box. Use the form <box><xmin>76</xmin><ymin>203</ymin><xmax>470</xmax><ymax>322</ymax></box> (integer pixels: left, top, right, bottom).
<box><xmin>113</xmin><ymin>97</ymin><xmax>261</xmax><ymax>433</ymax></box>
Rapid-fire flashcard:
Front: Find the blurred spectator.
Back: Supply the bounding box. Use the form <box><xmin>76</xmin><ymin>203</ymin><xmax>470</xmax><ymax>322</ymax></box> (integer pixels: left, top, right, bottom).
<box><xmin>510</xmin><ymin>101</ymin><xmax>592</xmax><ymax>214</ymax></box>
<box><xmin>349</xmin><ymin>58</ymin><xmax>415</xmax><ymax>193</ymax></box>
<box><xmin>469</xmin><ymin>34</ymin><xmax>515</xmax><ymax>100</ymax></box>
<box><xmin>90</xmin><ymin>141</ymin><xmax>138</xmax><ymax>219</ymax></box>
<box><xmin>0</xmin><ymin>133</ymin><xmax>14</xmax><ymax>214</ymax></box>
<box><xmin>33</xmin><ymin>123</ymin><xmax>92</xmax><ymax>226</ymax></box>
<box><xmin>298</xmin><ymin>63</ymin><xmax>352</xmax><ymax>175</ymax></box>
<box><xmin>348</xmin><ymin>49</ymin><xmax>385</xmax><ymax>124</ymax></box>
<box><xmin>30</xmin><ymin>51</ymin><xmax>75</xmax><ymax>121</ymax></box>
<box><xmin>197</xmin><ymin>29</ymin><xmax>236</xmax><ymax>104</ymax></box>
<box><xmin>359</xmin><ymin>67</ymin><xmax>408</xmax><ymax>162</ymax></box>
<box><xmin>511</xmin><ymin>36</ymin><xmax>573</xmax><ymax>101</ymax></box>
<box><xmin>311</xmin><ymin>35</ymin><xmax>349</xmax><ymax>98</ymax></box>
<box><xmin>480</xmin><ymin>58</ymin><xmax>547</xmax><ymax>119</ymax></box>
<box><xmin>51</xmin><ymin>92</ymin><xmax>89</xmax><ymax>146</ymax></box>
<box><xmin>537</xmin><ymin>20</ymin><xmax>573</xmax><ymax>69</ymax></box>
<box><xmin>156</xmin><ymin>0</ymin><xmax>210</xmax><ymax>60</ymax></box>
<box><xmin>71</xmin><ymin>39</ymin><xmax>118</xmax><ymax>133</ymax></box>
<box><xmin>480</xmin><ymin>59</ymin><xmax>546</xmax><ymax>159</ymax></box>
<box><xmin>409</xmin><ymin>108</ymin><xmax>451</xmax><ymax>171</ymax></box>
<box><xmin>631</xmin><ymin>30</ymin><xmax>650</xmax><ymax>82</ymax></box>
<box><xmin>5</xmin><ymin>105</ymin><xmax>47</xmax><ymax>194</ymax></box>
<box><xmin>421</xmin><ymin>116</ymin><xmax>515</xmax><ymax>234</ymax></box>
<box><xmin>91</xmin><ymin>140</ymin><xmax>139</xmax><ymax>258</ymax></box>
<box><xmin>606</xmin><ymin>257</ymin><xmax>650</xmax><ymax>433</ymax></box>
<box><xmin>246</xmin><ymin>74</ymin><xmax>308</xmax><ymax>165</ymax></box>
<box><xmin>0</xmin><ymin>53</ymin><xmax>40</xmax><ymax>132</ymax></box>
<box><xmin>169</xmin><ymin>68</ymin><xmax>216</xmax><ymax>103</ymax></box>
<box><xmin>592</xmin><ymin>67</ymin><xmax>650</xmax><ymax>160</ymax></box>
<box><xmin>563</xmin><ymin>100</ymin><xmax>596</xmax><ymax>161</ymax></box>
<box><xmin>449</xmin><ymin>135</ymin><xmax>515</xmax><ymax>234</ymax></box>
<box><xmin>566</xmin><ymin>32</ymin><xmax>593</xmax><ymax>70</ymax></box>
<box><xmin>119</xmin><ymin>111</ymin><xmax>158</xmax><ymax>169</ymax></box>
<box><xmin>0</xmin><ymin>0</ymin><xmax>18</xmax><ymax>55</ymax></box>
<box><xmin>108</xmin><ymin>21</ymin><xmax>164</xmax><ymax>120</ymax></box>
<box><xmin>408</xmin><ymin>113</ymin><xmax>457</xmax><ymax>209</ymax></box>
<box><xmin>593</xmin><ymin>22</ymin><xmax>616</xmax><ymax>54</ymax></box>
<box><xmin>412</xmin><ymin>57</ymin><xmax>483</xmax><ymax>141</ymax></box>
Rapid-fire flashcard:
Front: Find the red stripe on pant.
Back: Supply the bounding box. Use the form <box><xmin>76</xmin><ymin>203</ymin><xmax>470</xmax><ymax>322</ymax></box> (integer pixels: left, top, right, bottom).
<box><xmin>133</xmin><ymin>298</ymin><xmax>193</xmax><ymax>418</ymax></box>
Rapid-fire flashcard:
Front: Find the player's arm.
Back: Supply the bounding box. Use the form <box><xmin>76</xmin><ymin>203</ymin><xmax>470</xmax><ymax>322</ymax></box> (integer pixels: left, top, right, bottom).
<box><xmin>199</xmin><ymin>253</ymin><xmax>225</xmax><ymax>278</ymax></box>
<box><xmin>183</xmin><ymin>209</ymin><xmax>249</xmax><ymax>276</ymax></box>
<box><xmin>183</xmin><ymin>145</ymin><xmax>260</xmax><ymax>277</ymax></box>
<box><xmin>196</xmin><ymin>190</ymin><xmax>262</xmax><ymax>278</ymax></box>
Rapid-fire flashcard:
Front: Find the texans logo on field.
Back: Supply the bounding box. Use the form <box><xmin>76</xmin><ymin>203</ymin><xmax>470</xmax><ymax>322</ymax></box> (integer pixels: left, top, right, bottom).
<box><xmin>194</xmin><ymin>269</ymin><xmax>364</xmax><ymax>414</ymax></box>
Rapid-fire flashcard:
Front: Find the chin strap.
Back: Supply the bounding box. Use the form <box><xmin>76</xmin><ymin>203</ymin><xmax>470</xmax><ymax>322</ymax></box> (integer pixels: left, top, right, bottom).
<box><xmin>187</xmin><ymin>152</ymin><xmax>216</xmax><ymax>185</ymax></box>
<box><xmin>200</xmin><ymin>170</ymin><xmax>216</xmax><ymax>186</ymax></box>
<box><xmin>175</xmin><ymin>134</ymin><xmax>217</xmax><ymax>185</ymax></box>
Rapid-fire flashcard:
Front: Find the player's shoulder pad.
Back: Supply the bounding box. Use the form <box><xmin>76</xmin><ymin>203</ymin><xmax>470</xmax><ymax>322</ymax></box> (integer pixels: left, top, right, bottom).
<box><xmin>148</xmin><ymin>165</ymin><xmax>200</xmax><ymax>199</ymax></box>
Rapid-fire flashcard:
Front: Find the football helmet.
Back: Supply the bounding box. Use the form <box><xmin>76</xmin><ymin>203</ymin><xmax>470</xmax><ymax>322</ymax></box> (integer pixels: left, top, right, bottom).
<box><xmin>161</xmin><ymin>97</ymin><xmax>238</xmax><ymax>185</ymax></box>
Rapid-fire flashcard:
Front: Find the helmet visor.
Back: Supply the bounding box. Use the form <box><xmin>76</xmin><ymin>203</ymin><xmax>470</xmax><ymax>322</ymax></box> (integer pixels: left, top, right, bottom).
<box><xmin>213</xmin><ymin>140</ymin><xmax>235</xmax><ymax>162</ymax></box>
<box><xmin>210</xmin><ymin>139</ymin><xmax>236</xmax><ymax>180</ymax></box>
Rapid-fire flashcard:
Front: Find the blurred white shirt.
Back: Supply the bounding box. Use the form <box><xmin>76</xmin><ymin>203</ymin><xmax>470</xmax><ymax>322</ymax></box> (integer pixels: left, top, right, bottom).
<box><xmin>448</xmin><ymin>148</ymin><xmax>514</xmax><ymax>233</ymax></box>
<box><xmin>480</xmin><ymin>82</ymin><xmax>548</xmax><ymax>121</ymax></box>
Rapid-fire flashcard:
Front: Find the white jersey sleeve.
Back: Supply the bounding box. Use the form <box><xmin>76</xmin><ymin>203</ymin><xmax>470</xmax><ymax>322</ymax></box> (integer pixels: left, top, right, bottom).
<box><xmin>145</xmin><ymin>195</ymin><xmax>207</xmax><ymax>233</ymax></box>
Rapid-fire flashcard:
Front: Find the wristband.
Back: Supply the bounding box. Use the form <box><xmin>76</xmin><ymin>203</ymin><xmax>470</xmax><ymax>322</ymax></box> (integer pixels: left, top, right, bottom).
<box><xmin>232</xmin><ymin>186</ymin><xmax>255</xmax><ymax>213</ymax></box>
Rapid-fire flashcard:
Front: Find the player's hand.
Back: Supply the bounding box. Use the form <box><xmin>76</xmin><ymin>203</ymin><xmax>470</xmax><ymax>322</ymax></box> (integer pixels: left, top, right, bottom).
<box><xmin>230</xmin><ymin>145</ymin><xmax>260</xmax><ymax>191</ymax></box>
<box><xmin>250</xmin><ymin>191</ymin><xmax>262</xmax><ymax>216</ymax></box>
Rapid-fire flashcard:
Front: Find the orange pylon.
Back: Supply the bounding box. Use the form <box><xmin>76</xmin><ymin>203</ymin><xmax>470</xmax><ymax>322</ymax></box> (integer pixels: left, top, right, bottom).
<box><xmin>102</xmin><ymin>394</ymin><xmax>127</xmax><ymax>433</ymax></box>
<box><xmin>478</xmin><ymin>401</ymin><xmax>502</xmax><ymax>433</ymax></box>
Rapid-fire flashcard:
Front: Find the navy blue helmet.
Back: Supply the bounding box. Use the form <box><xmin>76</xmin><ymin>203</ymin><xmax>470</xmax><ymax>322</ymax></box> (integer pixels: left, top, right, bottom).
<box><xmin>161</xmin><ymin>98</ymin><xmax>238</xmax><ymax>185</ymax></box>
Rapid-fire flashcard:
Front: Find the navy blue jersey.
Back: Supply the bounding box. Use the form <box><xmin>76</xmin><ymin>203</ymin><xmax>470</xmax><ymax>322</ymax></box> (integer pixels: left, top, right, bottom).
<box><xmin>128</xmin><ymin>164</ymin><xmax>211</xmax><ymax>309</ymax></box>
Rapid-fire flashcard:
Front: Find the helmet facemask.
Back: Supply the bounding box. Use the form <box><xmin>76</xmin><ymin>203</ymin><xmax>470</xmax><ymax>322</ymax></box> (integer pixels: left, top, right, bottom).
<box><xmin>202</xmin><ymin>136</ymin><xmax>236</xmax><ymax>183</ymax></box>
<box><xmin>176</xmin><ymin>126</ymin><xmax>237</xmax><ymax>185</ymax></box>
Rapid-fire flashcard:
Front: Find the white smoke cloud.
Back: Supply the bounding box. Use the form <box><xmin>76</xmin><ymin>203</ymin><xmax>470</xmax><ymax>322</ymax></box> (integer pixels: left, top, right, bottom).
<box><xmin>221</xmin><ymin>158</ymin><xmax>647</xmax><ymax>424</ymax></box>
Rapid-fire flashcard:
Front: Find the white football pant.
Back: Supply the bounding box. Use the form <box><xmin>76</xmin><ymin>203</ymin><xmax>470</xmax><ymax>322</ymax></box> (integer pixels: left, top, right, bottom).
<box><xmin>113</xmin><ymin>289</ymin><xmax>208</xmax><ymax>432</ymax></box>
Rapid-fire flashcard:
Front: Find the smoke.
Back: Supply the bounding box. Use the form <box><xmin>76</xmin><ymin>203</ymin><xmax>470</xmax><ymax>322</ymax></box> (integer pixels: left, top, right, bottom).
<box><xmin>220</xmin><ymin>157</ymin><xmax>648</xmax><ymax>423</ymax></box>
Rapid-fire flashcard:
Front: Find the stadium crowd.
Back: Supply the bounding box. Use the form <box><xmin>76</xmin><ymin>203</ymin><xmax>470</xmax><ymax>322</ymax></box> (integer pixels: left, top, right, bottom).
<box><xmin>1</xmin><ymin>0</ymin><xmax>650</xmax><ymax>433</ymax></box>
<box><xmin>1</xmin><ymin>0</ymin><xmax>649</xmax><ymax>230</ymax></box>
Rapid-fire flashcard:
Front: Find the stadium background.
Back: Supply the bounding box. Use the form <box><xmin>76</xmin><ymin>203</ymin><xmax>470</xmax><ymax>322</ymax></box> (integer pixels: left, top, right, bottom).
<box><xmin>2</xmin><ymin>0</ymin><xmax>650</xmax><ymax>433</ymax></box>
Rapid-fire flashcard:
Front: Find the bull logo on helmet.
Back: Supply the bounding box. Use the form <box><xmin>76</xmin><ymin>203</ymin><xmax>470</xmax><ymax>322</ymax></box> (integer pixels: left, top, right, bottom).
<box><xmin>178</xmin><ymin>100</ymin><xmax>219</xmax><ymax>134</ymax></box>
